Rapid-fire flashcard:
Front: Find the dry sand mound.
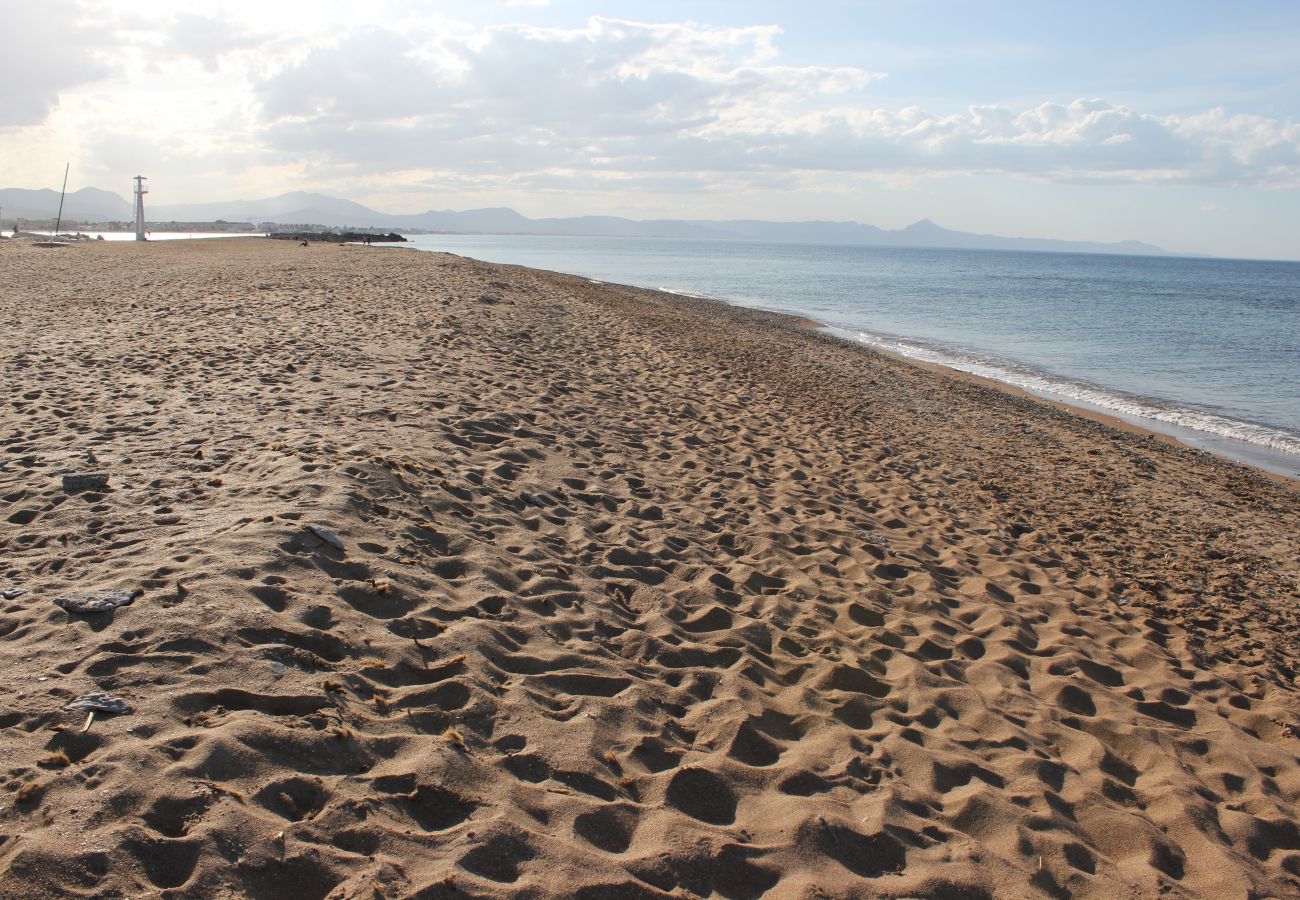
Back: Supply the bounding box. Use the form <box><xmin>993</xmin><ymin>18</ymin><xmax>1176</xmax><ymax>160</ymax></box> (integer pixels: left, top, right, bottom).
<box><xmin>1</xmin><ymin>238</ymin><xmax>1298</xmax><ymax>898</ymax></box>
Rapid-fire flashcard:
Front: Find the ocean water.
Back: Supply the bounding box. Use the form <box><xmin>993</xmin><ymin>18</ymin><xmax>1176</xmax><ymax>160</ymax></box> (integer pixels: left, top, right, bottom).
<box><xmin>403</xmin><ymin>234</ymin><xmax>1300</xmax><ymax>478</ymax></box>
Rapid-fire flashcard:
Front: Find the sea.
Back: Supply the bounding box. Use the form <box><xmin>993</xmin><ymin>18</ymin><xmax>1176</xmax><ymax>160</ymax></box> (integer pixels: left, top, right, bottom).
<box><xmin>401</xmin><ymin>234</ymin><xmax>1300</xmax><ymax>479</ymax></box>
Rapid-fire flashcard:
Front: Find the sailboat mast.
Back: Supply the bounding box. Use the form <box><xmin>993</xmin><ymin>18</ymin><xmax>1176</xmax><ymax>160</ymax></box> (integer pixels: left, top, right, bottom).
<box><xmin>53</xmin><ymin>163</ymin><xmax>70</xmax><ymax>236</ymax></box>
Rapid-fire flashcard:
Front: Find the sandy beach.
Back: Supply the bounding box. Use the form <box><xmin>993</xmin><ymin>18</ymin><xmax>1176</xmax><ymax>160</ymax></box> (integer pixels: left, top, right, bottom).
<box><xmin>1</xmin><ymin>236</ymin><xmax>1298</xmax><ymax>898</ymax></box>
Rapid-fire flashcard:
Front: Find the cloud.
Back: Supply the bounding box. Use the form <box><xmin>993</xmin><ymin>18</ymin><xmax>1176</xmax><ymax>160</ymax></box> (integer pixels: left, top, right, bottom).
<box><xmin>877</xmin><ymin>100</ymin><xmax>1300</xmax><ymax>187</ymax></box>
<box><xmin>7</xmin><ymin>9</ymin><xmax>1299</xmax><ymax>199</ymax></box>
<box><xmin>248</xmin><ymin>17</ymin><xmax>1300</xmax><ymax>192</ymax></box>
<box><xmin>257</xmin><ymin>18</ymin><xmax>813</xmax><ymax>130</ymax></box>
<box><xmin>252</xmin><ymin>17</ymin><xmax>882</xmax><ymax>175</ymax></box>
<box><xmin>163</xmin><ymin>12</ymin><xmax>266</xmax><ymax>72</ymax></box>
<box><xmin>0</xmin><ymin>3</ymin><xmax>263</xmax><ymax>130</ymax></box>
<box><xmin>0</xmin><ymin>2</ymin><xmax>117</xmax><ymax>127</ymax></box>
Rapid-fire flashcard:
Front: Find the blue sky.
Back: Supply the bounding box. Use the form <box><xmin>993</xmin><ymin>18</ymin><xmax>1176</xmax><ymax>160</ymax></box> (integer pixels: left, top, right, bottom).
<box><xmin>2</xmin><ymin>0</ymin><xmax>1298</xmax><ymax>258</ymax></box>
<box><xmin>437</xmin><ymin>1</ymin><xmax>1300</xmax><ymax>122</ymax></box>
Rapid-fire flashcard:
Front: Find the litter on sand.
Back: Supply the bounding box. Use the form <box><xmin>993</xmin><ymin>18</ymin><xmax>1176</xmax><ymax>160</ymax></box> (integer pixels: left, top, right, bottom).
<box><xmin>305</xmin><ymin>523</ymin><xmax>344</xmax><ymax>551</ymax></box>
<box><xmin>66</xmin><ymin>692</ymin><xmax>133</xmax><ymax>715</ymax></box>
<box><xmin>61</xmin><ymin>472</ymin><xmax>110</xmax><ymax>492</ymax></box>
<box><xmin>53</xmin><ymin>590</ymin><xmax>141</xmax><ymax>614</ymax></box>
<box><xmin>65</xmin><ymin>692</ymin><xmax>134</xmax><ymax>732</ymax></box>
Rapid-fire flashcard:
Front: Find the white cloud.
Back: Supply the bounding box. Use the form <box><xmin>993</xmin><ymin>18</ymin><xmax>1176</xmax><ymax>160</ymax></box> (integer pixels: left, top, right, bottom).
<box><xmin>163</xmin><ymin>12</ymin><xmax>267</xmax><ymax>71</ymax></box>
<box><xmin>0</xmin><ymin>2</ymin><xmax>117</xmax><ymax>126</ymax></box>
<box><xmin>246</xmin><ymin>17</ymin><xmax>1300</xmax><ymax>192</ymax></box>
<box><xmin>3</xmin><ymin>9</ymin><xmax>1299</xmax><ymax>201</ymax></box>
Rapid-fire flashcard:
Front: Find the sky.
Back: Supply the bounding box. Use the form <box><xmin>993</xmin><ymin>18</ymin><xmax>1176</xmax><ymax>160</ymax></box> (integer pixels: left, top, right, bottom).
<box><xmin>2</xmin><ymin>0</ymin><xmax>1298</xmax><ymax>259</ymax></box>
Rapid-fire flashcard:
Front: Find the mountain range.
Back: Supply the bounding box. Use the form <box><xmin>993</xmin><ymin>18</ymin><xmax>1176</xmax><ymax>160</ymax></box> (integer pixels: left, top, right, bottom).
<box><xmin>0</xmin><ymin>186</ymin><xmax>1171</xmax><ymax>256</ymax></box>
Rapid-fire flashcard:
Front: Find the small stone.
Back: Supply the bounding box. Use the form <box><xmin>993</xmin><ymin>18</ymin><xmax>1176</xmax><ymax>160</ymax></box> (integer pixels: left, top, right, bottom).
<box><xmin>305</xmin><ymin>523</ymin><xmax>344</xmax><ymax>552</ymax></box>
<box><xmin>54</xmin><ymin>590</ymin><xmax>140</xmax><ymax>614</ymax></box>
<box><xmin>62</xmin><ymin>472</ymin><xmax>110</xmax><ymax>493</ymax></box>
<box><xmin>1</xmin><ymin>587</ymin><xmax>28</xmax><ymax>600</ymax></box>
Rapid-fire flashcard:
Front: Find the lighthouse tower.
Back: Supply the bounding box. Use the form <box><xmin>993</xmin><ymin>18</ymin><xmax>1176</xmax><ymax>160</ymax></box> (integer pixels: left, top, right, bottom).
<box><xmin>133</xmin><ymin>176</ymin><xmax>148</xmax><ymax>241</ymax></box>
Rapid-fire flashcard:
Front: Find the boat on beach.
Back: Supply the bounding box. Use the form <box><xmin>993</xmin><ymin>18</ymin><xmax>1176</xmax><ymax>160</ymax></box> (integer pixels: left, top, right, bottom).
<box><xmin>32</xmin><ymin>164</ymin><xmax>79</xmax><ymax>247</ymax></box>
<box><xmin>22</xmin><ymin>230</ymin><xmax>90</xmax><ymax>247</ymax></box>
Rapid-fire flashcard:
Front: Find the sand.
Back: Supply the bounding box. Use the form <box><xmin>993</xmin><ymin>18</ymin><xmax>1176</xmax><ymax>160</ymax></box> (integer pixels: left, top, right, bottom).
<box><xmin>1</xmin><ymin>237</ymin><xmax>1297</xmax><ymax>899</ymax></box>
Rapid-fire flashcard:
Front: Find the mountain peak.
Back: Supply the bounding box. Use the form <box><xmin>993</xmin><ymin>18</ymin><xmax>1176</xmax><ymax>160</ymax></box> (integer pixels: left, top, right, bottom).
<box><xmin>0</xmin><ymin>185</ymin><xmax>1171</xmax><ymax>255</ymax></box>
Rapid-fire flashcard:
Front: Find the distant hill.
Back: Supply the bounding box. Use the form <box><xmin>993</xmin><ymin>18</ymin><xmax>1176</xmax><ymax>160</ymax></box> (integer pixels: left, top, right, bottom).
<box><xmin>148</xmin><ymin>191</ymin><xmax>382</xmax><ymax>226</ymax></box>
<box><xmin>0</xmin><ymin>186</ymin><xmax>132</xmax><ymax>222</ymax></box>
<box><xmin>0</xmin><ymin>186</ymin><xmax>1171</xmax><ymax>256</ymax></box>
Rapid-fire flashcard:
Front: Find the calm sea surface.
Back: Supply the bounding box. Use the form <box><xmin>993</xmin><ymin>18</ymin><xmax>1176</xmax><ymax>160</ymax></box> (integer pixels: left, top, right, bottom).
<box><xmin>404</xmin><ymin>234</ymin><xmax>1300</xmax><ymax>477</ymax></box>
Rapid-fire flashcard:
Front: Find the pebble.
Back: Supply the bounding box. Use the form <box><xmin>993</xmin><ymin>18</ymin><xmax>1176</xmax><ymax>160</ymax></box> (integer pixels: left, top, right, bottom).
<box><xmin>54</xmin><ymin>590</ymin><xmax>141</xmax><ymax>614</ymax></box>
<box><xmin>62</xmin><ymin>472</ymin><xmax>110</xmax><ymax>492</ymax></box>
<box><xmin>1</xmin><ymin>587</ymin><xmax>28</xmax><ymax>600</ymax></box>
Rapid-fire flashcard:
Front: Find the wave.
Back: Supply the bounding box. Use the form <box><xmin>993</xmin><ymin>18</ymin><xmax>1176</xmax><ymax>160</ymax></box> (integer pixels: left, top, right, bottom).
<box><xmin>847</xmin><ymin>328</ymin><xmax>1300</xmax><ymax>458</ymax></box>
<box><xmin>657</xmin><ymin>286</ymin><xmax>715</xmax><ymax>300</ymax></box>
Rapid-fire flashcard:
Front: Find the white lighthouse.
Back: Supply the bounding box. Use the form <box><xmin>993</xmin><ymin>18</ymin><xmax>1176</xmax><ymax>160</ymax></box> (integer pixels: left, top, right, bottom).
<box><xmin>133</xmin><ymin>175</ymin><xmax>148</xmax><ymax>241</ymax></box>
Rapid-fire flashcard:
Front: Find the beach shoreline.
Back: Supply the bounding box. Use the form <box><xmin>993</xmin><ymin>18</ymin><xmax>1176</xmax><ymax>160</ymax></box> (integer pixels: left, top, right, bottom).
<box><xmin>593</xmin><ymin>277</ymin><xmax>1299</xmax><ymax>488</ymax></box>
<box><xmin>804</xmin><ymin>319</ymin><xmax>1300</xmax><ymax>489</ymax></box>
<box><xmin>2</xmin><ymin>237</ymin><xmax>1297</xmax><ymax>898</ymax></box>
<box><xmin>423</xmin><ymin>241</ymin><xmax>1300</xmax><ymax>485</ymax></box>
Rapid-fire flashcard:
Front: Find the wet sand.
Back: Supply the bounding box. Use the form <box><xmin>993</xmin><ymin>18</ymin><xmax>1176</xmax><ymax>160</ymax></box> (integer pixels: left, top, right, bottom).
<box><xmin>1</xmin><ymin>237</ymin><xmax>1298</xmax><ymax>898</ymax></box>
